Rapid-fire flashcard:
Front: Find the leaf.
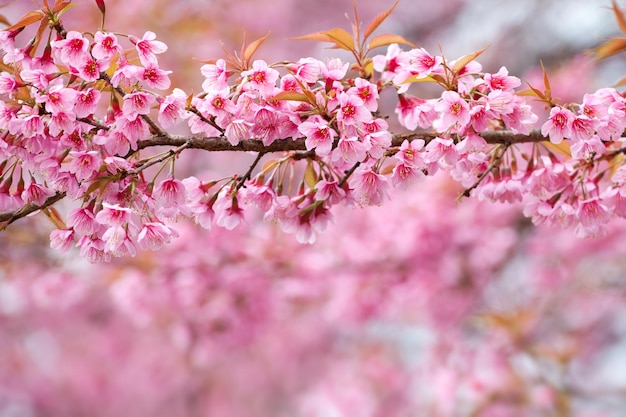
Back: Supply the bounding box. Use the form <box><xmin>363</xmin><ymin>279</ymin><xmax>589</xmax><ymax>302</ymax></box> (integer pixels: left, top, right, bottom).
<box><xmin>402</xmin><ymin>74</ymin><xmax>438</xmax><ymax>84</ymax></box>
<box><xmin>593</xmin><ymin>37</ymin><xmax>626</xmax><ymax>60</ymax></box>
<box><xmin>292</xmin><ymin>28</ymin><xmax>354</xmax><ymax>51</ymax></box>
<box><xmin>269</xmin><ymin>91</ymin><xmax>312</xmax><ymax>103</ymax></box>
<box><xmin>363</xmin><ymin>0</ymin><xmax>399</xmax><ymax>40</ymax></box>
<box><xmin>612</xmin><ymin>0</ymin><xmax>626</xmax><ymax>34</ymax></box>
<box><xmin>0</xmin><ymin>14</ymin><xmax>11</xmax><ymax>27</ymax></box>
<box><xmin>516</xmin><ymin>88</ymin><xmax>545</xmax><ymax>99</ymax></box>
<box><xmin>261</xmin><ymin>159</ymin><xmax>280</xmax><ymax>173</ymax></box>
<box><xmin>242</xmin><ymin>32</ymin><xmax>270</xmax><ymax>66</ymax></box>
<box><xmin>4</xmin><ymin>10</ymin><xmax>45</xmax><ymax>31</ymax></box>
<box><xmin>614</xmin><ymin>75</ymin><xmax>626</xmax><ymax>87</ymax></box>
<box><xmin>52</xmin><ymin>0</ymin><xmax>73</xmax><ymax>13</ymax></box>
<box><xmin>543</xmin><ymin>140</ymin><xmax>571</xmax><ymax>158</ymax></box>
<box><xmin>540</xmin><ymin>61</ymin><xmax>551</xmax><ymax>97</ymax></box>
<box><xmin>304</xmin><ymin>162</ymin><xmax>317</xmax><ymax>189</ymax></box>
<box><xmin>610</xmin><ymin>153</ymin><xmax>625</xmax><ymax>178</ymax></box>
<box><xmin>323</xmin><ymin>28</ymin><xmax>355</xmax><ymax>51</ymax></box>
<box><xmin>367</xmin><ymin>33</ymin><xmax>416</xmax><ymax>50</ymax></box>
<box><xmin>452</xmin><ymin>44</ymin><xmax>490</xmax><ymax>74</ymax></box>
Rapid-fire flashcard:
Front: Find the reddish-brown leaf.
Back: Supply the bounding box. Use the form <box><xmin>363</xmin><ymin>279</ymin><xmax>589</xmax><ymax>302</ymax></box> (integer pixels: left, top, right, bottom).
<box><xmin>291</xmin><ymin>31</ymin><xmax>336</xmax><ymax>43</ymax></box>
<box><xmin>269</xmin><ymin>91</ymin><xmax>312</xmax><ymax>103</ymax></box>
<box><xmin>0</xmin><ymin>14</ymin><xmax>10</xmax><ymax>27</ymax></box>
<box><xmin>52</xmin><ymin>0</ymin><xmax>73</xmax><ymax>14</ymax></box>
<box><xmin>4</xmin><ymin>10</ymin><xmax>45</xmax><ymax>31</ymax></box>
<box><xmin>363</xmin><ymin>1</ymin><xmax>399</xmax><ymax>41</ymax></box>
<box><xmin>323</xmin><ymin>28</ymin><xmax>355</xmax><ymax>51</ymax></box>
<box><xmin>612</xmin><ymin>0</ymin><xmax>626</xmax><ymax>34</ymax></box>
<box><xmin>452</xmin><ymin>44</ymin><xmax>490</xmax><ymax>74</ymax></box>
<box><xmin>367</xmin><ymin>33</ymin><xmax>416</xmax><ymax>50</ymax></box>
<box><xmin>594</xmin><ymin>37</ymin><xmax>626</xmax><ymax>60</ymax></box>
<box><xmin>540</xmin><ymin>61</ymin><xmax>552</xmax><ymax>97</ymax></box>
<box><xmin>243</xmin><ymin>32</ymin><xmax>270</xmax><ymax>66</ymax></box>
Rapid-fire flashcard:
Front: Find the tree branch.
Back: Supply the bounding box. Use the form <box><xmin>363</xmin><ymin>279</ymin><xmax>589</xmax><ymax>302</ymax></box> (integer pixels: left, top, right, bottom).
<box><xmin>136</xmin><ymin>129</ymin><xmax>549</xmax><ymax>154</ymax></box>
<box><xmin>0</xmin><ymin>191</ymin><xmax>67</xmax><ymax>229</ymax></box>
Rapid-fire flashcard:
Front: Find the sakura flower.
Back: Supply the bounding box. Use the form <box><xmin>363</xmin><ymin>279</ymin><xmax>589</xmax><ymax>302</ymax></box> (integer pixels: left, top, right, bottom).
<box><xmin>49</xmin><ymin>228</ymin><xmax>75</xmax><ymax>253</ymax></box>
<box><xmin>351</xmin><ymin>167</ymin><xmax>390</xmax><ymax>206</ymax></box>
<box><xmin>314</xmin><ymin>179</ymin><xmax>346</xmax><ymax>205</ymax></box>
<box><xmin>0</xmin><ymin>72</ymin><xmax>17</xmax><ymax>97</ymax></box>
<box><xmin>331</xmin><ymin>136</ymin><xmax>367</xmax><ymax>166</ymax></box>
<box><xmin>158</xmin><ymin>88</ymin><xmax>188</xmax><ymax>128</ymax></box>
<box><xmin>155</xmin><ymin>177</ymin><xmax>186</xmax><ymax>208</ymax></box>
<box><xmin>201</xmin><ymin>58</ymin><xmax>229</xmax><ymax>91</ymax></box>
<box><xmin>298</xmin><ymin>115</ymin><xmax>337</xmax><ymax>156</ymax></box>
<box><xmin>137</xmin><ymin>221</ymin><xmax>179</xmax><ymax>251</ymax></box>
<box><xmin>337</xmin><ymin>92</ymin><xmax>372</xmax><ymax>126</ymax></box>
<box><xmin>92</xmin><ymin>31</ymin><xmax>122</xmax><ymax>60</ymax></box>
<box><xmin>138</xmin><ymin>63</ymin><xmax>172</xmax><ymax>90</ymax></box>
<box><xmin>67</xmin><ymin>150</ymin><xmax>100</xmax><ymax>181</ymax></box>
<box><xmin>291</xmin><ymin>57</ymin><xmax>321</xmax><ymax>84</ymax></box>
<box><xmin>241</xmin><ymin>60</ymin><xmax>279</xmax><ymax>97</ymax></box>
<box><xmin>75</xmin><ymin>56</ymin><xmax>109</xmax><ymax>82</ymax></box>
<box><xmin>36</xmin><ymin>85</ymin><xmax>77</xmax><ymax>114</ymax></box>
<box><xmin>131</xmin><ymin>31</ymin><xmax>168</xmax><ymax>66</ymax></box>
<box><xmin>395</xmin><ymin>95</ymin><xmax>438</xmax><ymax>130</ymax></box>
<box><xmin>214</xmin><ymin>193</ymin><xmax>245</xmax><ymax>230</ymax></box>
<box><xmin>21</xmin><ymin>182</ymin><xmax>55</xmax><ymax>205</ymax></box>
<box><xmin>570</xmin><ymin>135</ymin><xmax>605</xmax><ymax>160</ymax></box>
<box><xmin>122</xmin><ymin>91</ymin><xmax>156</xmax><ymax>121</ymax></box>
<box><xmin>95</xmin><ymin>202</ymin><xmax>132</xmax><ymax>226</ymax></box>
<box><xmin>373</xmin><ymin>44</ymin><xmax>409</xmax><ymax>83</ymax></box>
<box><xmin>51</xmin><ymin>31</ymin><xmax>89</xmax><ymax>66</ymax></box>
<box><xmin>74</xmin><ymin>88</ymin><xmax>101</xmax><ymax>118</ymax></box>
<box><xmin>433</xmin><ymin>91</ymin><xmax>471</xmax><ymax>132</ymax></box>
<box><xmin>319</xmin><ymin>58</ymin><xmax>349</xmax><ymax>81</ymax></box>
<box><xmin>424</xmin><ymin>137</ymin><xmax>458</xmax><ymax>166</ymax></box>
<box><xmin>483</xmin><ymin>66</ymin><xmax>521</xmax><ymax>92</ymax></box>
<box><xmin>407</xmin><ymin>47</ymin><xmax>443</xmax><ymax>75</ymax></box>
<box><xmin>541</xmin><ymin>106</ymin><xmax>574</xmax><ymax>144</ymax></box>
<box><xmin>67</xmin><ymin>206</ymin><xmax>99</xmax><ymax>235</ymax></box>
<box><xmin>347</xmin><ymin>78</ymin><xmax>379</xmax><ymax>111</ymax></box>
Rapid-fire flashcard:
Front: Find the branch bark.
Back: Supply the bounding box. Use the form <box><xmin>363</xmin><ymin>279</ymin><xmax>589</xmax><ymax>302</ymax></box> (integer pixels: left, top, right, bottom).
<box><xmin>136</xmin><ymin>129</ymin><xmax>549</xmax><ymax>153</ymax></box>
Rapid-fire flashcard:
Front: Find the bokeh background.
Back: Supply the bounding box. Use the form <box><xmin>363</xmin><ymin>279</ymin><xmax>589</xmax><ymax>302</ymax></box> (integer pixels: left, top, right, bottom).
<box><xmin>1</xmin><ymin>0</ymin><xmax>626</xmax><ymax>416</ymax></box>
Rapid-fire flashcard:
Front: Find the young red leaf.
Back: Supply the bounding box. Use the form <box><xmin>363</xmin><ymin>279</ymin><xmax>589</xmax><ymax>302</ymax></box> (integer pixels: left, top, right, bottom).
<box><xmin>363</xmin><ymin>0</ymin><xmax>399</xmax><ymax>41</ymax></box>
<box><xmin>540</xmin><ymin>61</ymin><xmax>552</xmax><ymax>98</ymax></box>
<box><xmin>452</xmin><ymin>44</ymin><xmax>490</xmax><ymax>74</ymax></box>
<box><xmin>593</xmin><ymin>37</ymin><xmax>626</xmax><ymax>60</ymax></box>
<box><xmin>0</xmin><ymin>14</ymin><xmax>10</xmax><ymax>27</ymax></box>
<box><xmin>243</xmin><ymin>32</ymin><xmax>270</xmax><ymax>66</ymax></box>
<box><xmin>612</xmin><ymin>0</ymin><xmax>626</xmax><ymax>34</ymax></box>
<box><xmin>291</xmin><ymin>31</ymin><xmax>336</xmax><ymax>43</ymax></box>
<box><xmin>4</xmin><ymin>10</ymin><xmax>45</xmax><ymax>31</ymax></box>
<box><xmin>52</xmin><ymin>0</ymin><xmax>73</xmax><ymax>13</ymax></box>
<box><xmin>367</xmin><ymin>33</ymin><xmax>416</xmax><ymax>50</ymax></box>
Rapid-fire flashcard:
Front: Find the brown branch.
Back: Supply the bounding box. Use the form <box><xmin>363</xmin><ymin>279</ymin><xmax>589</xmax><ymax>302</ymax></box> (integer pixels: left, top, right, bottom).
<box><xmin>137</xmin><ymin>129</ymin><xmax>549</xmax><ymax>154</ymax></box>
<box><xmin>0</xmin><ymin>191</ymin><xmax>67</xmax><ymax>229</ymax></box>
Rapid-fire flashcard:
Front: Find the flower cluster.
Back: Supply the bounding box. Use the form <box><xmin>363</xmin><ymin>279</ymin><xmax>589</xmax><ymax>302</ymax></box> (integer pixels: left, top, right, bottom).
<box><xmin>0</xmin><ymin>3</ymin><xmax>625</xmax><ymax>260</ymax></box>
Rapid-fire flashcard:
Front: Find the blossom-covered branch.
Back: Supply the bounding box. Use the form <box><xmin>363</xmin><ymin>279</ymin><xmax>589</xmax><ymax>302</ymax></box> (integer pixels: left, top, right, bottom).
<box><xmin>1</xmin><ymin>0</ymin><xmax>626</xmax><ymax>261</ymax></box>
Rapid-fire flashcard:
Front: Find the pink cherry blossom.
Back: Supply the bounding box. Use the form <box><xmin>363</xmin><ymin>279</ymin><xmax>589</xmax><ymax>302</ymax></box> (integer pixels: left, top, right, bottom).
<box><xmin>131</xmin><ymin>31</ymin><xmax>168</xmax><ymax>66</ymax></box>
<box><xmin>433</xmin><ymin>91</ymin><xmax>471</xmax><ymax>132</ymax></box>
<box><xmin>298</xmin><ymin>115</ymin><xmax>337</xmax><ymax>156</ymax></box>
<box><xmin>541</xmin><ymin>106</ymin><xmax>575</xmax><ymax>144</ymax></box>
